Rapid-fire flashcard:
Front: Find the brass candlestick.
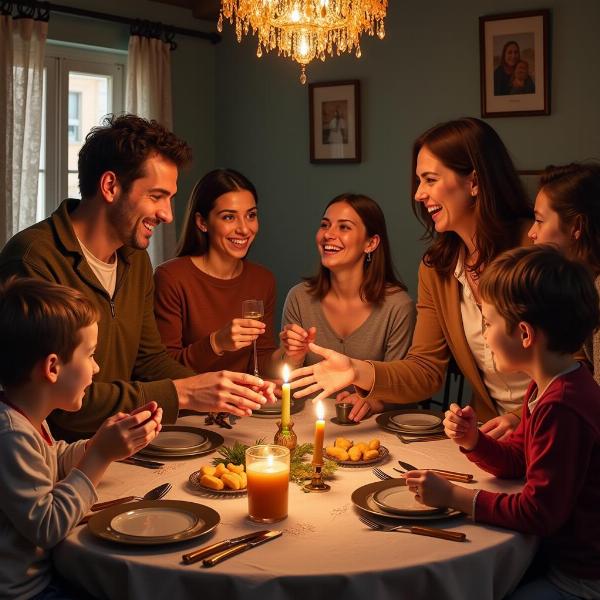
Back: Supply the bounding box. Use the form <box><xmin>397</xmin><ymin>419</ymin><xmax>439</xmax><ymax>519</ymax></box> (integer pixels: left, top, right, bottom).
<box><xmin>303</xmin><ymin>463</ymin><xmax>331</xmax><ymax>493</ymax></box>
<box><xmin>274</xmin><ymin>420</ymin><xmax>297</xmax><ymax>451</ymax></box>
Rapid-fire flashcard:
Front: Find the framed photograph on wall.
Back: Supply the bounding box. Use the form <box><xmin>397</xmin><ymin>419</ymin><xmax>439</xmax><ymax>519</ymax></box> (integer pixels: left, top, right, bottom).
<box><xmin>309</xmin><ymin>80</ymin><xmax>361</xmax><ymax>163</ymax></box>
<box><xmin>480</xmin><ymin>10</ymin><xmax>550</xmax><ymax>117</ymax></box>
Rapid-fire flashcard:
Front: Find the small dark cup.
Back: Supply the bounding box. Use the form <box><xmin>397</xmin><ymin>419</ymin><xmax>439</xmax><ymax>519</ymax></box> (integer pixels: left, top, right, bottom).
<box><xmin>335</xmin><ymin>402</ymin><xmax>353</xmax><ymax>424</ymax></box>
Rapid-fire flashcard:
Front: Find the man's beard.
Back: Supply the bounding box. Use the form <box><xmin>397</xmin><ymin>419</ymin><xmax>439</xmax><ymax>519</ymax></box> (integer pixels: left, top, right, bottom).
<box><xmin>108</xmin><ymin>192</ymin><xmax>149</xmax><ymax>250</ymax></box>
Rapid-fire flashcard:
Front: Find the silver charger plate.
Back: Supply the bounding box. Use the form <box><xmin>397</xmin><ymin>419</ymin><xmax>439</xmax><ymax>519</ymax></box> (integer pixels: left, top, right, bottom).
<box><xmin>376</xmin><ymin>409</ymin><xmax>445</xmax><ymax>435</ymax></box>
<box><xmin>138</xmin><ymin>427</ymin><xmax>224</xmax><ymax>459</ymax></box>
<box><xmin>88</xmin><ymin>500</ymin><xmax>220</xmax><ymax>545</ymax></box>
<box><xmin>147</xmin><ymin>426</ymin><xmax>208</xmax><ymax>453</ymax></box>
<box><xmin>389</xmin><ymin>413</ymin><xmax>442</xmax><ymax>431</ymax></box>
<box><xmin>351</xmin><ymin>479</ymin><xmax>462</xmax><ymax>521</ymax></box>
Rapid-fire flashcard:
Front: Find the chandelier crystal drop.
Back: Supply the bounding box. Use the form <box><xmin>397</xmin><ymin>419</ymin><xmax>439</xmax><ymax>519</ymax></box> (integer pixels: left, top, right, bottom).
<box><xmin>218</xmin><ymin>0</ymin><xmax>388</xmax><ymax>84</ymax></box>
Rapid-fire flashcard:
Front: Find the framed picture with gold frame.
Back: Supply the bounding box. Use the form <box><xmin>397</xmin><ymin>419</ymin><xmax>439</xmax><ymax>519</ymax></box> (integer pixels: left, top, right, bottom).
<box><xmin>309</xmin><ymin>80</ymin><xmax>361</xmax><ymax>163</ymax></box>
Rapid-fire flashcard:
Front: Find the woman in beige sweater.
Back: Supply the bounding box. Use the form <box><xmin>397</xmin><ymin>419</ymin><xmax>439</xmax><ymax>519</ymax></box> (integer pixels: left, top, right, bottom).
<box><xmin>528</xmin><ymin>162</ymin><xmax>600</xmax><ymax>383</ymax></box>
<box><xmin>291</xmin><ymin>117</ymin><xmax>533</xmax><ymax>439</ymax></box>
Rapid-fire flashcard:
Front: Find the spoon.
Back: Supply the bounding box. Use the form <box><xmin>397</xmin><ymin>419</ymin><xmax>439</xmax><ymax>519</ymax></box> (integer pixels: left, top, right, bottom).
<box><xmin>91</xmin><ymin>482</ymin><xmax>172</xmax><ymax>512</ymax></box>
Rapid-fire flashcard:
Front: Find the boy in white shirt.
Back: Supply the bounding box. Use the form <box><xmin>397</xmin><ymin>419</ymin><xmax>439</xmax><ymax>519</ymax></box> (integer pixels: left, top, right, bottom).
<box><xmin>0</xmin><ymin>277</ymin><xmax>163</xmax><ymax>599</ymax></box>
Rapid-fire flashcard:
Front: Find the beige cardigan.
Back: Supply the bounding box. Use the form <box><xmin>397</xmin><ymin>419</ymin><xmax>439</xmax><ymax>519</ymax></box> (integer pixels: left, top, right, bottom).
<box><xmin>364</xmin><ymin>259</ymin><xmax>502</xmax><ymax>422</ymax></box>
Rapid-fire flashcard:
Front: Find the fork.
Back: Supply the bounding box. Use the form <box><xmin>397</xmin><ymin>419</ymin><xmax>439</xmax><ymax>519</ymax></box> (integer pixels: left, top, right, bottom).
<box><xmin>358</xmin><ymin>514</ymin><xmax>466</xmax><ymax>542</ymax></box>
<box><xmin>372</xmin><ymin>467</ymin><xmax>395</xmax><ymax>481</ymax></box>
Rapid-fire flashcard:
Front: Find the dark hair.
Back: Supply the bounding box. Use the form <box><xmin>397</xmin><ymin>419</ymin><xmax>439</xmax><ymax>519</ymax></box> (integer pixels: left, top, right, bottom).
<box><xmin>539</xmin><ymin>162</ymin><xmax>600</xmax><ymax>273</ymax></box>
<box><xmin>176</xmin><ymin>169</ymin><xmax>258</xmax><ymax>257</ymax></box>
<box><xmin>500</xmin><ymin>40</ymin><xmax>520</xmax><ymax>69</ymax></box>
<box><xmin>305</xmin><ymin>193</ymin><xmax>407</xmax><ymax>303</ymax></box>
<box><xmin>479</xmin><ymin>245</ymin><xmax>599</xmax><ymax>354</ymax></box>
<box><xmin>411</xmin><ymin>117</ymin><xmax>532</xmax><ymax>277</ymax></box>
<box><xmin>0</xmin><ymin>278</ymin><xmax>100</xmax><ymax>388</ymax></box>
<box><xmin>78</xmin><ymin>114</ymin><xmax>192</xmax><ymax>199</ymax></box>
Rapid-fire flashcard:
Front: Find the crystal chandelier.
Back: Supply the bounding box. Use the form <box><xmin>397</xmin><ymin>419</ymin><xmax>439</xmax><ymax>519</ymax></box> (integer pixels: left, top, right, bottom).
<box><xmin>218</xmin><ymin>1</ymin><xmax>388</xmax><ymax>84</ymax></box>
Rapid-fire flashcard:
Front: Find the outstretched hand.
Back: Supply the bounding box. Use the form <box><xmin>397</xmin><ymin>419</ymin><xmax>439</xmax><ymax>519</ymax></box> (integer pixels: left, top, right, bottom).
<box><xmin>289</xmin><ymin>342</ymin><xmax>355</xmax><ymax>403</ymax></box>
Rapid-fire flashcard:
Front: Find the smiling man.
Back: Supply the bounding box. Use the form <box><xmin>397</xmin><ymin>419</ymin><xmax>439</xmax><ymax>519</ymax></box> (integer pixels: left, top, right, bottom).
<box><xmin>0</xmin><ymin>114</ymin><xmax>273</xmax><ymax>440</ymax></box>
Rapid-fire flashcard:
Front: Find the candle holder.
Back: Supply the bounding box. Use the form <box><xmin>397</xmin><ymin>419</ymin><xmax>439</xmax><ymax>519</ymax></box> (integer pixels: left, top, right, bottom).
<box><xmin>274</xmin><ymin>420</ymin><xmax>297</xmax><ymax>451</ymax></box>
<box><xmin>303</xmin><ymin>463</ymin><xmax>331</xmax><ymax>493</ymax></box>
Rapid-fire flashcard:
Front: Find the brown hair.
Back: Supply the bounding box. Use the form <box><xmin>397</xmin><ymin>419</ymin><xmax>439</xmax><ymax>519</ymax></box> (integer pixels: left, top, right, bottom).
<box><xmin>304</xmin><ymin>193</ymin><xmax>407</xmax><ymax>303</ymax></box>
<box><xmin>500</xmin><ymin>40</ymin><xmax>520</xmax><ymax>69</ymax></box>
<box><xmin>176</xmin><ymin>168</ymin><xmax>258</xmax><ymax>257</ymax></box>
<box><xmin>0</xmin><ymin>278</ymin><xmax>100</xmax><ymax>388</ymax></box>
<box><xmin>539</xmin><ymin>162</ymin><xmax>600</xmax><ymax>273</ymax></box>
<box><xmin>78</xmin><ymin>114</ymin><xmax>192</xmax><ymax>199</ymax></box>
<box><xmin>479</xmin><ymin>245</ymin><xmax>599</xmax><ymax>354</ymax></box>
<box><xmin>411</xmin><ymin>117</ymin><xmax>532</xmax><ymax>277</ymax></box>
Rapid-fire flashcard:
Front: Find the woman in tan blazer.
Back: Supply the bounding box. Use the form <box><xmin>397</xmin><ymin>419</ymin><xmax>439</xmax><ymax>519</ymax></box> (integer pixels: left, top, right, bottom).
<box><xmin>291</xmin><ymin>117</ymin><xmax>533</xmax><ymax>439</ymax></box>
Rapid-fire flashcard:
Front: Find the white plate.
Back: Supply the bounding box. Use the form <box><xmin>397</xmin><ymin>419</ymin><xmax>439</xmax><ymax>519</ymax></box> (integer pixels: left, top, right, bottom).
<box><xmin>389</xmin><ymin>413</ymin><xmax>442</xmax><ymax>431</ymax></box>
<box><xmin>111</xmin><ymin>507</ymin><xmax>198</xmax><ymax>537</ymax></box>
<box><xmin>373</xmin><ymin>485</ymin><xmax>444</xmax><ymax>516</ymax></box>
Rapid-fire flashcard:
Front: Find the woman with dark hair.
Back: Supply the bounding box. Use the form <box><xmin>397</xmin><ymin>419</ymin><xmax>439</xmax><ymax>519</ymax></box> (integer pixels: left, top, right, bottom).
<box><xmin>291</xmin><ymin>118</ymin><xmax>535</xmax><ymax>439</ymax></box>
<box><xmin>154</xmin><ymin>169</ymin><xmax>278</xmax><ymax>375</ymax></box>
<box><xmin>528</xmin><ymin>162</ymin><xmax>600</xmax><ymax>382</ymax></box>
<box><xmin>494</xmin><ymin>40</ymin><xmax>520</xmax><ymax>96</ymax></box>
<box><xmin>280</xmin><ymin>194</ymin><xmax>416</xmax><ymax>418</ymax></box>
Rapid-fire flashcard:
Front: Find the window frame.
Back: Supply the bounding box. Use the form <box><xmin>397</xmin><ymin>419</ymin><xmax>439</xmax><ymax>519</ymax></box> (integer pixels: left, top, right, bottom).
<box><xmin>41</xmin><ymin>43</ymin><xmax>126</xmax><ymax>216</ymax></box>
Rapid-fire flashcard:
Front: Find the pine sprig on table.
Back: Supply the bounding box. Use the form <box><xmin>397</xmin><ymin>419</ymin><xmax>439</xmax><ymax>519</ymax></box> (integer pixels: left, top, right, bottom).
<box><xmin>212</xmin><ymin>440</ymin><xmax>337</xmax><ymax>485</ymax></box>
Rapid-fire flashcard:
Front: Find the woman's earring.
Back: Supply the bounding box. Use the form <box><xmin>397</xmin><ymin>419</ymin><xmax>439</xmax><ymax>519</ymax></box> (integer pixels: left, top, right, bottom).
<box><xmin>366</xmin><ymin>252</ymin><xmax>372</xmax><ymax>263</ymax></box>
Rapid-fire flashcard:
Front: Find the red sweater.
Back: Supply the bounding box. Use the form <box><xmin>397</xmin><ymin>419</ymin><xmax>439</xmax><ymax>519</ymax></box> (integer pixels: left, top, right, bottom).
<box><xmin>465</xmin><ymin>365</ymin><xmax>600</xmax><ymax>579</ymax></box>
<box><xmin>154</xmin><ymin>257</ymin><xmax>278</xmax><ymax>375</ymax></box>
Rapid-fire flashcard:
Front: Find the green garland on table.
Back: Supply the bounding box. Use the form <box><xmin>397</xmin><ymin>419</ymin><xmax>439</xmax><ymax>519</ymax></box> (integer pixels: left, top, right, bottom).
<box><xmin>213</xmin><ymin>440</ymin><xmax>337</xmax><ymax>485</ymax></box>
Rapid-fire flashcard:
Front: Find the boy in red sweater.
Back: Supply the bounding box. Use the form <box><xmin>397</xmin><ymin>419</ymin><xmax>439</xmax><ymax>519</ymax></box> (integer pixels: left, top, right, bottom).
<box><xmin>405</xmin><ymin>246</ymin><xmax>600</xmax><ymax>599</ymax></box>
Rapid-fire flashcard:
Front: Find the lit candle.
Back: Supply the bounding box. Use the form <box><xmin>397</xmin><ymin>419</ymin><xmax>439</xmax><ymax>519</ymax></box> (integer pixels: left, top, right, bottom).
<box><xmin>281</xmin><ymin>364</ymin><xmax>291</xmax><ymax>428</ymax></box>
<box><xmin>312</xmin><ymin>401</ymin><xmax>325</xmax><ymax>466</ymax></box>
<box><xmin>246</xmin><ymin>446</ymin><xmax>290</xmax><ymax>522</ymax></box>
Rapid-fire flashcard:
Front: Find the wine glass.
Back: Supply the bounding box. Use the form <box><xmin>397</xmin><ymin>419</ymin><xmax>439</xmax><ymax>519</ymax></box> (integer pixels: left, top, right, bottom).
<box><xmin>242</xmin><ymin>299</ymin><xmax>264</xmax><ymax>377</ymax></box>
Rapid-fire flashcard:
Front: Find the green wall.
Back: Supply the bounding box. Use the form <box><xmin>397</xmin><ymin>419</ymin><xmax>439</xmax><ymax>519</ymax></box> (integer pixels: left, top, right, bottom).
<box><xmin>214</xmin><ymin>0</ymin><xmax>600</xmax><ymax>321</ymax></box>
<box><xmin>46</xmin><ymin>0</ymin><xmax>600</xmax><ymax>326</ymax></box>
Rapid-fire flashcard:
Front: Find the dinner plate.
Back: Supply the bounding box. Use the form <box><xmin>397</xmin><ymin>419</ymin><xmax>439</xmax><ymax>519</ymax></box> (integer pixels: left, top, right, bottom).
<box><xmin>389</xmin><ymin>413</ymin><xmax>442</xmax><ymax>431</ymax></box>
<box><xmin>252</xmin><ymin>400</ymin><xmax>303</xmax><ymax>418</ymax></box>
<box><xmin>351</xmin><ymin>480</ymin><xmax>462</xmax><ymax>521</ymax></box>
<box><xmin>147</xmin><ymin>426</ymin><xmax>208</xmax><ymax>453</ymax></box>
<box><xmin>188</xmin><ymin>470</ymin><xmax>248</xmax><ymax>496</ymax></box>
<box><xmin>373</xmin><ymin>485</ymin><xmax>444</xmax><ymax>516</ymax></box>
<box><xmin>88</xmin><ymin>500</ymin><xmax>220</xmax><ymax>545</ymax></box>
<box><xmin>138</xmin><ymin>428</ymin><xmax>224</xmax><ymax>459</ymax></box>
<box><xmin>376</xmin><ymin>409</ymin><xmax>445</xmax><ymax>435</ymax></box>
<box><xmin>324</xmin><ymin>445</ymin><xmax>389</xmax><ymax>467</ymax></box>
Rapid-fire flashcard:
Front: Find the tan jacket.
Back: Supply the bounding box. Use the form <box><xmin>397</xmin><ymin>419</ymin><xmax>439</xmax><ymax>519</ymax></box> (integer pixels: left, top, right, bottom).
<box><xmin>365</xmin><ymin>259</ymin><xmax>501</xmax><ymax>422</ymax></box>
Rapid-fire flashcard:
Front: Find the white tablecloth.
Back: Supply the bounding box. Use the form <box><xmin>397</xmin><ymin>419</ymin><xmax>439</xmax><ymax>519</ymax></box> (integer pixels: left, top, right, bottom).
<box><xmin>54</xmin><ymin>404</ymin><xmax>537</xmax><ymax>600</ymax></box>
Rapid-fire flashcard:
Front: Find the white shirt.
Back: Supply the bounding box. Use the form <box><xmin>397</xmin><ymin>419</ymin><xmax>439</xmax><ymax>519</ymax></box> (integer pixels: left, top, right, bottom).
<box><xmin>454</xmin><ymin>253</ymin><xmax>530</xmax><ymax>415</ymax></box>
<box><xmin>77</xmin><ymin>237</ymin><xmax>117</xmax><ymax>297</ymax></box>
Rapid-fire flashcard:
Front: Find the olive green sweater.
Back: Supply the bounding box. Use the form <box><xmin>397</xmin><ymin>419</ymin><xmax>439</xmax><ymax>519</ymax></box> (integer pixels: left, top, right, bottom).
<box><xmin>0</xmin><ymin>200</ymin><xmax>193</xmax><ymax>439</ymax></box>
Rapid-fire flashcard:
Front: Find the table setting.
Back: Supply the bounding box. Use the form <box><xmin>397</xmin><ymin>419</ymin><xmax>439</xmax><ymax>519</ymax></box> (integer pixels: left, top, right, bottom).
<box><xmin>54</xmin><ymin>381</ymin><xmax>537</xmax><ymax>600</ymax></box>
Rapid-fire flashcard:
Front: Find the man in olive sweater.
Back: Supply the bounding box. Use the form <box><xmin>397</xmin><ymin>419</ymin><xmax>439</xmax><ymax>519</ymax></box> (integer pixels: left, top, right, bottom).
<box><xmin>0</xmin><ymin>114</ymin><xmax>273</xmax><ymax>440</ymax></box>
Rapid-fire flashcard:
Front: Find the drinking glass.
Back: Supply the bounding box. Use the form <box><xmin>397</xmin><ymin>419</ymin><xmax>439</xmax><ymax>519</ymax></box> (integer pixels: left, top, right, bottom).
<box><xmin>242</xmin><ymin>299</ymin><xmax>264</xmax><ymax>377</ymax></box>
<box><xmin>246</xmin><ymin>445</ymin><xmax>290</xmax><ymax>522</ymax></box>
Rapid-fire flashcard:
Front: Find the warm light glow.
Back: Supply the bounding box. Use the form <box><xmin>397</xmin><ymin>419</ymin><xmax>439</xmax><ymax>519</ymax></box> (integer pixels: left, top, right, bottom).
<box><xmin>267</xmin><ymin>454</ymin><xmax>274</xmax><ymax>467</ymax></box>
<box><xmin>219</xmin><ymin>0</ymin><xmax>388</xmax><ymax>83</ymax></box>
<box><xmin>282</xmin><ymin>364</ymin><xmax>290</xmax><ymax>383</ymax></box>
<box><xmin>316</xmin><ymin>400</ymin><xmax>325</xmax><ymax>421</ymax></box>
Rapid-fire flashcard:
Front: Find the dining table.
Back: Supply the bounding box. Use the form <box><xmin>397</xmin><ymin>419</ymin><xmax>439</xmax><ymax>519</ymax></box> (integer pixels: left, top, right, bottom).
<box><xmin>53</xmin><ymin>401</ymin><xmax>538</xmax><ymax>600</ymax></box>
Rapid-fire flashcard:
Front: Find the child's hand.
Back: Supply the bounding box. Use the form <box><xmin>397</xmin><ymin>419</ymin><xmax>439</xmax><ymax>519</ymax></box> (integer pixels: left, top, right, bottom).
<box><xmin>404</xmin><ymin>470</ymin><xmax>454</xmax><ymax>508</ymax></box>
<box><xmin>480</xmin><ymin>413</ymin><xmax>519</xmax><ymax>440</ymax></box>
<box><xmin>443</xmin><ymin>403</ymin><xmax>479</xmax><ymax>450</ymax></box>
<box><xmin>89</xmin><ymin>402</ymin><xmax>162</xmax><ymax>463</ymax></box>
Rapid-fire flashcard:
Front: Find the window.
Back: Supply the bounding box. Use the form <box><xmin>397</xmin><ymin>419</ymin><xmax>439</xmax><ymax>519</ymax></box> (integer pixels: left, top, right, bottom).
<box><xmin>39</xmin><ymin>43</ymin><xmax>125</xmax><ymax>218</ymax></box>
<box><xmin>67</xmin><ymin>91</ymin><xmax>81</xmax><ymax>142</ymax></box>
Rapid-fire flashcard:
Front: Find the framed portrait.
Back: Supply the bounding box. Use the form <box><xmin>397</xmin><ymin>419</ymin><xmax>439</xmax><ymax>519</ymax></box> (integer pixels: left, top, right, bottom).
<box><xmin>309</xmin><ymin>80</ymin><xmax>361</xmax><ymax>163</ymax></box>
<box><xmin>479</xmin><ymin>10</ymin><xmax>550</xmax><ymax>117</ymax></box>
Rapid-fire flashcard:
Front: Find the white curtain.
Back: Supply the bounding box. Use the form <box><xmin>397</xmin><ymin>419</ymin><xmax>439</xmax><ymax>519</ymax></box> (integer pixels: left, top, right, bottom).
<box><xmin>0</xmin><ymin>14</ymin><xmax>47</xmax><ymax>247</ymax></box>
<box><xmin>126</xmin><ymin>34</ymin><xmax>175</xmax><ymax>267</ymax></box>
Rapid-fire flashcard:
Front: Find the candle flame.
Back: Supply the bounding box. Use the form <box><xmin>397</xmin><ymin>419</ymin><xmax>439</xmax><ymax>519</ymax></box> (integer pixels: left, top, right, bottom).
<box><xmin>282</xmin><ymin>364</ymin><xmax>290</xmax><ymax>383</ymax></box>
<box><xmin>316</xmin><ymin>400</ymin><xmax>324</xmax><ymax>420</ymax></box>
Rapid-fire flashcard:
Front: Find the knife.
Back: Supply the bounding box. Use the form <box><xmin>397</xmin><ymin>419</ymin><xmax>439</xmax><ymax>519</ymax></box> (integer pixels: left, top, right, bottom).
<box><xmin>119</xmin><ymin>456</ymin><xmax>164</xmax><ymax>469</ymax></box>
<box><xmin>398</xmin><ymin>460</ymin><xmax>473</xmax><ymax>482</ymax></box>
<box><xmin>181</xmin><ymin>530</ymin><xmax>271</xmax><ymax>564</ymax></box>
<box><xmin>203</xmin><ymin>530</ymin><xmax>282</xmax><ymax>567</ymax></box>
